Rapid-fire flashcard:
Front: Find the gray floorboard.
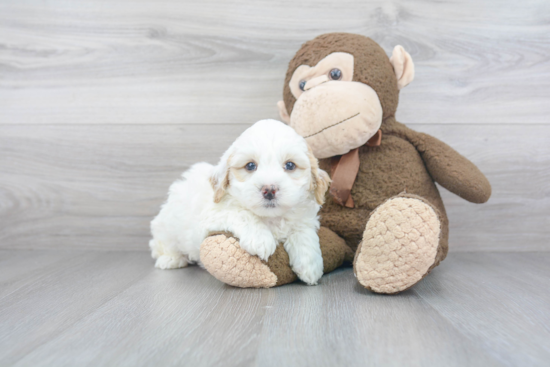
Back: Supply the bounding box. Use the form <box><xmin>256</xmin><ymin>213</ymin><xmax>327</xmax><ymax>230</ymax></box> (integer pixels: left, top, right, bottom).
<box><xmin>0</xmin><ymin>250</ymin><xmax>548</xmax><ymax>367</ymax></box>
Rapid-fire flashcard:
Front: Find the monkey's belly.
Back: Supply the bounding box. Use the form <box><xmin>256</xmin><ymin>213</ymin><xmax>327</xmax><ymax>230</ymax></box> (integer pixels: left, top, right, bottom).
<box><xmin>319</xmin><ymin>135</ymin><xmax>447</xmax><ymax>252</ymax></box>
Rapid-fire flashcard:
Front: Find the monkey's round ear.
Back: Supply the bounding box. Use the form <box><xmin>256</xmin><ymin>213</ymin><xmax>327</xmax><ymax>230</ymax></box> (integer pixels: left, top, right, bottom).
<box><xmin>390</xmin><ymin>45</ymin><xmax>415</xmax><ymax>90</ymax></box>
<box><xmin>277</xmin><ymin>100</ymin><xmax>291</xmax><ymax>124</ymax></box>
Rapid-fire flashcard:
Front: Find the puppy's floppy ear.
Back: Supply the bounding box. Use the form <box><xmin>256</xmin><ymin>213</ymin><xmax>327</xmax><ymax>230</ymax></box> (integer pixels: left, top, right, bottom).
<box><xmin>315</xmin><ymin>169</ymin><xmax>331</xmax><ymax>205</ymax></box>
<box><xmin>307</xmin><ymin>145</ymin><xmax>331</xmax><ymax>205</ymax></box>
<box><xmin>210</xmin><ymin>153</ymin><xmax>232</xmax><ymax>204</ymax></box>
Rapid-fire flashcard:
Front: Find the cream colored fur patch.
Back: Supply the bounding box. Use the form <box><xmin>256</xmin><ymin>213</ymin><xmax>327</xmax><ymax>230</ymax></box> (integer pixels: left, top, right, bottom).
<box><xmin>200</xmin><ymin>234</ymin><xmax>277</xmax><ymax>288</ymax></box>
<box><xmin>355</xmin><ymin>197</ymin><xmax>440</xmax><ymax>294</ymax></box>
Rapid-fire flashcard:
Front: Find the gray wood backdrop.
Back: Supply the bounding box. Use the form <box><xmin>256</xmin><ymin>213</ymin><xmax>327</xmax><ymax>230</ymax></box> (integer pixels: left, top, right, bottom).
<box><xmin>1</xmin><ymin>0</ymin><xmax>549</xmax><ymax>251</ymax></box>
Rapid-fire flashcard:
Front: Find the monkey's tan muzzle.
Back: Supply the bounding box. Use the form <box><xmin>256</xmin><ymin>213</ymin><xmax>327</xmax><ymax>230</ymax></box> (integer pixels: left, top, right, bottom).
<box><xmin>289</xmin><ymin>81</ymin><xmax>383</xmax><ymax>159</ymax></box>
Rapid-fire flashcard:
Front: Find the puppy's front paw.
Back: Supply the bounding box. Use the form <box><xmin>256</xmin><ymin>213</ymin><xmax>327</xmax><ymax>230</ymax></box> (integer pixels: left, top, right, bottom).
<box><xmin>292</xmin><ymin>253</ymin><xmax>324</xmax><ymax>286</ymax></box>
<box><xmin>155</xmin><ymin>254</ymin><xmax>189</xmax><ymax>270</ymax></box>
<box><xmin>239</xmin><ymin>232</ymin><xmax>277</xmax><ymax>262</ymax></box>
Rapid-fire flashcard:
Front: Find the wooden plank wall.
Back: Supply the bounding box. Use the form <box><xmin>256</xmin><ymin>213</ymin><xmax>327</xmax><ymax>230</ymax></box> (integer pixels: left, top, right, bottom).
<box><xmin>1</xmin><ymin>0</ymin><xmax>549</xmax><ymax>251</ymax></box>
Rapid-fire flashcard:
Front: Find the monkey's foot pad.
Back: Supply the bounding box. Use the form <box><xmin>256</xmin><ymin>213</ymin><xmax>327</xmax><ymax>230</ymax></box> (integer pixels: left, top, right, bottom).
<box><xmin>355</xmin><ymin>196</ymin><xmax>441</xmax><ymax>294</ymax></box>
<box><xmin>200</xmin><ymin>234</ymin><xmax>277</xmax><ymax>288</ymax></box>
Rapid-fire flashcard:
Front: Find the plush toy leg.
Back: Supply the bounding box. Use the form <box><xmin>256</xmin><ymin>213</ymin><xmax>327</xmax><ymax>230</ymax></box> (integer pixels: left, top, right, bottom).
<box><xmin>200</xmin><ymin>232</ymin><xmax>287</xmax><ymax>288</ymax></box>
<box><xmin>354</xmin><ymin>194</ymin><xmax>442</xmax><ymax>294</ymax></box>
<box><xmin>318</xmin><ymin>226</ymin><xmax>355</xmax><ymax>272</ymax></box>
<box><xmin>200</xmin><ymin>227</ymin><xmax>353</xmax><ymax>288</ymax></box>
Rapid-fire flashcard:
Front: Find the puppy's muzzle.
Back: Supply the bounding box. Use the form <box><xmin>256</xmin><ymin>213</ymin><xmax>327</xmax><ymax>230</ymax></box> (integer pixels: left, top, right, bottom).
<box><xmin>261</xmin><ymin>185</ymin><xmax>278</xmax><ymax>201</ymax></box>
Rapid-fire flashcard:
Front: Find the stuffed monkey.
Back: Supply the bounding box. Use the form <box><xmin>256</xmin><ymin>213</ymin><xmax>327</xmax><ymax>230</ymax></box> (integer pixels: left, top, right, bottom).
<box><xmin>200</xmin><ymin>33</ymin><xmax>491</xmax><ymax>294</ymax></box>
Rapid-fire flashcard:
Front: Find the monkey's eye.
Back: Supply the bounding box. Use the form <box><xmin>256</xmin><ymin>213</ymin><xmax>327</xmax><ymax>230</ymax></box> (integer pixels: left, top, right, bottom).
<box><xmin>299</xmin><ymin>80</ymin><xmax>307</xmax><ymax>91</ymax></box>
<box><xmin>245</xmin><ymin>162</ymin><xmax>257</xmax><ymax>171</ymax></box>
<box><xmin>285</xmin><ymin>162</ymin><xmax>296</xmax><ymax>171</ymax></box>
<box><xmin>329</xmin><ymin>68</ymin><xmax>342</xmax><ymax>80</ymax></box>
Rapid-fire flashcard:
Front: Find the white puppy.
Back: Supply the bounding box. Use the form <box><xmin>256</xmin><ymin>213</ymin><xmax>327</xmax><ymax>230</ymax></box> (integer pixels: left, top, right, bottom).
<box><xmin>149</xmin><ymin>119</ymin><xmax>330</xmax><ymax>285</ymax></box>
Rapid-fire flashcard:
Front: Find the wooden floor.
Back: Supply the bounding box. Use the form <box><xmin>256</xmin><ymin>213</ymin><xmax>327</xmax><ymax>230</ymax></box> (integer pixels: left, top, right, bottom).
<box><xmin>0</xmin><ymin>250</ymin><xmax>548</xmax><ymax>367</ymax></box>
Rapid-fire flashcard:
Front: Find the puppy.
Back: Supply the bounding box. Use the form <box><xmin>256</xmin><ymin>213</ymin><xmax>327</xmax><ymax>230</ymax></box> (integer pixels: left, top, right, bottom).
<box><xmin>149</xmin><ymin>119</ymin><xmax>330</xmax><ymax>285</ymax></box>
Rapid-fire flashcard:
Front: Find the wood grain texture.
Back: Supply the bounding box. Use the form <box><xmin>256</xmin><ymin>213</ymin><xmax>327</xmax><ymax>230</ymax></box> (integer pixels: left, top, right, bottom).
<box><xmin>414</xmin><ymin>252</ymin><xmax>550</xmax><ymax>367</ymax></box>
<box><xmin>1</xmin><ymin>0</ymin><xmax>549</xmax><ymax>125</ymax></box>
<box><xmin>1</xmin><ymin>123</ymin><xmax>548</xmax><ymax>251</ymax></box>
<box><xmin>1</xmin><ymin>2</ymin><xmax>548</xmax><ymax>365</ymax></box>
<box><xmin>0</xmin><ymin>250</ymin><xmax>80</xmax><ymax>300</ymax></box>
<box><xmin>1</xmin><ymin>250</ymin><xmax>549</xmax><ymax>366</ymax></box>
<box><xmin>0</xmin><ymin>251</ymin><xmax>152</xmax><ymax>366</ymax></box>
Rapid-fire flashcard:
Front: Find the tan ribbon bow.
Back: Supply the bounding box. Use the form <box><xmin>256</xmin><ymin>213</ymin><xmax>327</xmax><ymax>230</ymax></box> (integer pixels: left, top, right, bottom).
<box><xmin>329</xmin><ymin>130</ymin><xmax>382</xmax><ymax>208</ymax></box>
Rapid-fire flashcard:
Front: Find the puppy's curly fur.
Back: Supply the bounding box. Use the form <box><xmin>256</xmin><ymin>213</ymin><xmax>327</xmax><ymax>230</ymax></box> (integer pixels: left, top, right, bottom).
<box><xmin>149</xmin><ymin>119</ymin><xmax>330</xmax><ymax>285</ymax></box>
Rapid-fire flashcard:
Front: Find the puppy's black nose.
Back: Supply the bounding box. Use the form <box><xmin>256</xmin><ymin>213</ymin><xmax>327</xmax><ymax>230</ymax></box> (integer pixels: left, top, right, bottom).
<box><xmin>261</xmin><ymin>185</ymin><xmax>278</xmax><ymax>200</ymax></box>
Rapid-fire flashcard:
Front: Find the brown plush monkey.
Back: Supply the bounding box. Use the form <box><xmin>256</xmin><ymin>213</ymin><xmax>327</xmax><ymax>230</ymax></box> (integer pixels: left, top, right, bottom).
<box><xmin>200</xmin><ymin>33</ymin><xmax>491</xmax><ymax>294</ymax></box>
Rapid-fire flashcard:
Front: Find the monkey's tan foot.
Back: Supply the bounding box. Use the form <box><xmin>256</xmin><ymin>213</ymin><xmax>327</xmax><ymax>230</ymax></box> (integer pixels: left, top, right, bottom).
<box><xmin>354</xmin><ymin>194</ymin><xmax>441</xmax><ymax>294</ymax></box>
<box><xmin>200</xmin><ymin>232</ymin><xmax>296</xmax><ymax>288</ymax></box>
<box><xmin>200</xmin><ymin>227</ymin><xmax>352</xmax><ymax>288</ymax></box>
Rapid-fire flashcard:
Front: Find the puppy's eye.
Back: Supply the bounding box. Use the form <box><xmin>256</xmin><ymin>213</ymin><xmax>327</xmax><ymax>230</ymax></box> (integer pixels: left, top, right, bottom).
<box><xmin>329</xmin><ymin>68</ymin><xmax>342</xmax><ymax>80</ymax></box>
<box><xmin>245</xmin><ymin>162</ymin><xmax>257</xmax><ymax>171</ymax></box>
<box><xmin>299</xmin><ymin>80</ymin><xmax>306</xmax><ymax>91</ymax></box>
<box><xmin>285</xmin><ymin>162</ymin><xmax>296</xmax><ymax>171</ymax></box>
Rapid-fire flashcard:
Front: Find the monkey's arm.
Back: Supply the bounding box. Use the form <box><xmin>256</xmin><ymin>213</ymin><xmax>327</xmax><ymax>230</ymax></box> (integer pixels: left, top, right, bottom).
<box><xmin>410</xmin><ymin>132</ymin><xmax>491</xmax><ymax>203</ymax></box>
